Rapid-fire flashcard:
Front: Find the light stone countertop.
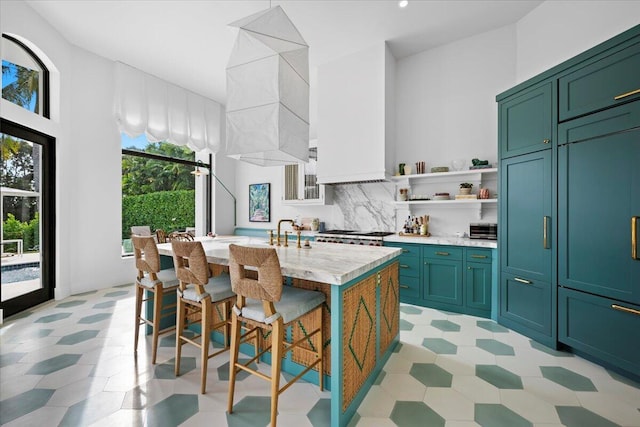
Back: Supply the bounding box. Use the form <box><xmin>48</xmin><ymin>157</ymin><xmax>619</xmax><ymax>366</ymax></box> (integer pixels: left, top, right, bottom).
<box><xmin>383</xmin><ymin>234</ymin><xmax>497</xmax><ymax>249</ymax></box>
<box><xmin>157</xmin><ymin>236</ymin><xmax>401</xmax><ymax>285</ymax></box>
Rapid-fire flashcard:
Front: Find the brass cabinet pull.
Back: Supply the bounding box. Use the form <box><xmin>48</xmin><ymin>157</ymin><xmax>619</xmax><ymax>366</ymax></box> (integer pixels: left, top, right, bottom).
<box><xmin>614</xmin><ymin>88</ymin><xmax>640</xmax><ymax>100</ymax></box>
<box><xmin>514</xmin><ymin>277</ymin><xmax>532</xmax><ymax>284</ymax></box>
<box><xmin>471</xmin><ymin>254</ymin><xmax>488</xmax><ymax>259</ymax></box>
<box><xmin>543</xmin><ymin>216</ymin><xmax>550</xmax><ymax>249</ymax></box>
<box><xmin>400</xmin><ymin>264</ymin><xmax>410</xmax><ymax>268</ymax></box>
<box><xmin>633</xmin><ymin>216</ymin><xmax>638</xmax><ymax>260</ymax></box>
<box><xmin>611</xmin><ymin>304</ymin><xmax>640</xmax><ymax>316</ymax></box>
<box><xmin>399</xmin><ymin>285</ymin><xmax>410</xmax><ymax>289</ymax></box>
<box><xmin>402</xmin><ymin>249</ymin><xmax>410</xmax><ymax>253</ymax></box>
<box><xmin>435</xmin><ymin>251</ymin><xmax>450</xmax><ymax>256</ymax></box>
<box><xmin>543</xmin><ymin>138</ymin><xmax>551</xmax><ymax>144</ymax></box>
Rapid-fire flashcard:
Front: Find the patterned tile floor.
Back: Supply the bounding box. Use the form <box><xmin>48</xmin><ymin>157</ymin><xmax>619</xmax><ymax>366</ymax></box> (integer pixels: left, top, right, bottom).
<box><xmin>1</xmin><ymin>284</ymin><xmax>639</xmax><ymax>426</ymax></box>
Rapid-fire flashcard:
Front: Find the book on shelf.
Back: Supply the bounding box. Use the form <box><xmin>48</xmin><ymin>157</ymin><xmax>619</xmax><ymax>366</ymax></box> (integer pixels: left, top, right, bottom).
<box><xmin>455</xmin><ymin>194</ymin><xmax>479</xmax><ymax>200</ymax></box>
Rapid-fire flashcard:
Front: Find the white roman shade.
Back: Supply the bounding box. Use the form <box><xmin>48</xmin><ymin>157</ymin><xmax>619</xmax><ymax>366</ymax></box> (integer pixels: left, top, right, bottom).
<box><xmin>114</xmin><ymin>62</ymin><xmax>221</xmax><ymax>153</ymax></box>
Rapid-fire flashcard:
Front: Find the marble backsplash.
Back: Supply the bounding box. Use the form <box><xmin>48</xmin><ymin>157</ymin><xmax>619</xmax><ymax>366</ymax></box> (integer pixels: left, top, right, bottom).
<box><xmin>326</xmin><ymin>182</ymin><xmax>396</xmax><ymax>231</ymax></box>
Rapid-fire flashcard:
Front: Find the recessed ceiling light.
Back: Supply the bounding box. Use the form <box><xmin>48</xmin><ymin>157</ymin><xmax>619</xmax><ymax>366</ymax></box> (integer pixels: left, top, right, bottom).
<box><xmin>398</xmin><ymin>0</ymin><xmax>409</xmax><ymax>8</ymax></box>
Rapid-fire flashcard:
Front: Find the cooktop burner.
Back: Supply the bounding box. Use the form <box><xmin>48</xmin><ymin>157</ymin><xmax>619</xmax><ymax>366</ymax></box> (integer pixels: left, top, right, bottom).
<box><xmin>319</xmin><ymin>230</ymin><xmax>394</xmax><ymax>237</ymax></box>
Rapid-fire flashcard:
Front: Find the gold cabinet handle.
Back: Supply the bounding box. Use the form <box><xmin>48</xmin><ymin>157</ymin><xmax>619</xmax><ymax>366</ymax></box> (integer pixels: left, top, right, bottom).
<box><xmin>435</xmin><ymin>251</ymin><xmax>449</xmax><ymax>256</ymax></box>
<box><xmin>543</xmin><ymin>138</ymin><xmax>551</xmax><ymax>144</ymax></box>
<box><xmin>633</xmin><ymin>216</ymin><xmax>638</xmax><ymax>260</ymax></box>
<box><xmin>402</xmin><ymin>249</ymin><xmax>410</xmax><ymax>253</ymax></box>
<box><xmin>611</xmin><ymin>304</ymin><xmax>640</xmax><ymax>316</ymax></box>
<box><xmin>399</xmin><ymin>285</ymin><xmax>410</xmax><ymax>289</ymax></box>
<box><xmin>400</xmin><ymin>264</ymin><xmax>410</xmax><ymax>268</ymax></box>
<box><xmin>614</xmin><ymin>88</ymin><xmax>640</xmax><ymax>100</ymax></box>
<box><xmin>514</xmin><ymin>277</ymin><xmax>532</xmax><ymax>284</ymax></box>
<box><xmin>543</xmin><ymin>216</ymin><xmax>550</xmax><ymax>249</ymax></box>
<box><xmin>471</xmin><ymin>254</ymin><xmax>487</xmax><ymax>259</ymax></box>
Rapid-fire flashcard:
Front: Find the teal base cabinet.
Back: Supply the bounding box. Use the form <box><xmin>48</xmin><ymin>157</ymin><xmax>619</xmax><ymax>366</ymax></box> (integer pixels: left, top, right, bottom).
<box><xmin>385</xmin><ymin>242</ymin><xmax>493</xmax><ymax>318</ymax></box>
<box><xmin>559</xmin><ymin>288</ymin><xmax>640</xmax><ymax>377</ymax></box>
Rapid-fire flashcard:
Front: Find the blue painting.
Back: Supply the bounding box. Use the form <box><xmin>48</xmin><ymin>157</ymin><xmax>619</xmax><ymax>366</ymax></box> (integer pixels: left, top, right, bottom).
<box><xmin>249</xmin><ymin>183</ymin><xmax>270</xmax><ymax>222</ymax></box>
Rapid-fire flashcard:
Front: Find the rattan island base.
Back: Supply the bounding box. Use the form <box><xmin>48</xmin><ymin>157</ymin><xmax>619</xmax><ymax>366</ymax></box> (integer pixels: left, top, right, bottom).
<box><xmin>156</xmin><ymin>235</ymin><xmax>401</xmax><ymax>427</ymax></box>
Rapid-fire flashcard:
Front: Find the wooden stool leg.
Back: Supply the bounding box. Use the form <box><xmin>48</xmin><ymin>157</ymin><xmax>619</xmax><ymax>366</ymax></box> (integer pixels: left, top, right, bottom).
<box><xmin>227</xmin><ymin>311</ymin><xmax>242</xmax><ymax>414</ymax></box>
<box><xmin>134</xmin><ymin>284</ymin><xmax>144</xmax><ymax>354</ymax></box>
<box><xmin>270</xmin><ymin>319</ymin><xmax>284</xmax><ymax>427</ymax></box>
<box><xmin>200</xmin><ymin>298</ymin><xmax>211</xmax><ymax>394</ymax></box>
<box><xmin>175</xmin><ymin>295</ymin><xmax>186</xmax><ymax>376</ymax></box>
<box><xmin>318</xmin><ymin>308</ymin><xmax>324</xmax><ymax>391</ymax></box>
<box><xmin>151</xmin><ymin>284</ymin><xmax>162</xmax><ymax>364</ymax></box>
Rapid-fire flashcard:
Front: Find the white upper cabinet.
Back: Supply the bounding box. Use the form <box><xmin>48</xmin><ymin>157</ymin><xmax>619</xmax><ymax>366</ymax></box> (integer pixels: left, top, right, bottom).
<box><xmin>317</xmin><ymin>42</ymin><xmax>396</xmax><ymax>184</ymax></box>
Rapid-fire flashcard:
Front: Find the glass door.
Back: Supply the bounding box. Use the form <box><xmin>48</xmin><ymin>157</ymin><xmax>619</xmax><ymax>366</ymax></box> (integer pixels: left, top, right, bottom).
<box><xmin>1</xmin><ymin>119</ymin><xmax>55</xmax><ymax>318</ymax></box>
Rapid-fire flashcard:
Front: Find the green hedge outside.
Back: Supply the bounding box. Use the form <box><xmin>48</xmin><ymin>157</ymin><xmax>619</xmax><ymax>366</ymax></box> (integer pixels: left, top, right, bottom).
<box><xmin>2</xmin><ymin>213</ymin><xmax>39</xmax><ymax>252</ymax></box>
<box><xmin>122</xmin><ymin>189</ymin><xmax>195</xmax><ymax>240</ymax></box>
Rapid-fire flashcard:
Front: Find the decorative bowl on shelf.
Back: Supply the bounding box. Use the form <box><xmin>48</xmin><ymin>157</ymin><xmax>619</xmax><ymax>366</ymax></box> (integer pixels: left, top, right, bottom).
<box><xmin>433</xmin><ymin>192</ymin><xmax>450</xmax><ymax>200</ymax></box>
<box><xmin>451</xmin><ymin>159</ymin><xmax>466</xmax><ymax>171</ymax></box>
<box><xmin>431</xmin><ymin>166</ymin><xmax>449</xmax><ymax>173</ymax></box>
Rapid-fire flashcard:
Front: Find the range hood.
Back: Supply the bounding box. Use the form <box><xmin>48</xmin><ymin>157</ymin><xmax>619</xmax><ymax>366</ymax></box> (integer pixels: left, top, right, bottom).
<box><xmin>316</xmin><ymin>43</ymin><xmax>396</xmax><ymax>185</ymax></box>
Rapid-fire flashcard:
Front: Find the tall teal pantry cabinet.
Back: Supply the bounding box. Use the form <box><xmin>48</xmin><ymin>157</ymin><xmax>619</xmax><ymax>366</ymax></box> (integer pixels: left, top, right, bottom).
<box><xmin>497</xmin><ymin>24</ymin><xmax>640</xmax><ymax>378</ymax></box>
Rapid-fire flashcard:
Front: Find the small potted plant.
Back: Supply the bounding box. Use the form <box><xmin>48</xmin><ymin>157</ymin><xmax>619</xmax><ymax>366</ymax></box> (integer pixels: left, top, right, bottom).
<box><xmin>459</xmin><ymin>182</ymin><xmax>473</xmax><ymax>195</ymax></box>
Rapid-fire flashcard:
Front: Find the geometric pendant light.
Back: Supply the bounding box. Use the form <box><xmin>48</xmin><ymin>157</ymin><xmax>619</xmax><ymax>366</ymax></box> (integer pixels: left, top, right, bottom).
<box><xmin>226</xmin><ymin>6</ymin><xmax>309</xmax><ymax>166</ymax></box>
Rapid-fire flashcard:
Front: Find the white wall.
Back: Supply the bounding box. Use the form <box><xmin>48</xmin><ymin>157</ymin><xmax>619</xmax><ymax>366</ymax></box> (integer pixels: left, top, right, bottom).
<box><xmin>1</xmin><ymin>1</ymin><xmax>234</xmax><ymax>300</ymax></box>
<box><xmin>516</xmin><ymin>1</ymin><xmax>640</xmax><ymax>83</ymax></box>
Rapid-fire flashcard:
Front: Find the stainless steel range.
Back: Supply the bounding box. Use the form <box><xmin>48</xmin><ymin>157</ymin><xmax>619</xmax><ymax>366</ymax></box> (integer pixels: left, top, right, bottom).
<box><xmin>315</xmin><ymin>230</ymin><xmax>394</xmax><ymax>246</ymax></box>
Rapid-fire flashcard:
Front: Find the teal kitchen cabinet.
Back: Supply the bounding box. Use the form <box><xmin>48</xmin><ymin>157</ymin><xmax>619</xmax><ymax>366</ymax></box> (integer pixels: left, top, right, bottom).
<box><xmin>559</xmin><ymin>288</ymin><xmax>640</xmax><ymax>377</ymax></box>
<box><xmin>498</xmin><ymin>139</ymin><xmax>555</xmax><ymax>347</ymax></box>
<box><xmin>465</xmin><ymin>248</ymin><xmax>492</xmax><ymax>317</ymax></box>
<box><xmin>499</xmin><ymin>150</ymin><xmax>553</xmax><ymax>283</ymax></box>
<box><xmin>499</xmin><ymin>81</ymin><xmax>553</xmax><ymax>158</ymax></box>
<box><xmin>385</xmin><ymin>242</ymin><xmax>421</xmax><ymax>301</ymax></box>
<box><xmin>558</xmin><ymin>102</ymin><xmax>640</xmax><ymax>305</ymax></box>
<box><xmin>558</xmin><ymin>38</ymin><xmax>640</xmax><ymax>122</ymax></box>
<box><xmin>422</xmin><ymin>254</ymin><xmax>463</xmax><ymax>308</ymax></box>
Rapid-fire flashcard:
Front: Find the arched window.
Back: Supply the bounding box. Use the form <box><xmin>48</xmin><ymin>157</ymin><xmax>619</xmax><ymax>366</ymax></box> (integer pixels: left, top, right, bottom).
<box><xmin>1</xmin><ymin>34</ymin><xmax>50</xmax><ymax>118</ymax></box>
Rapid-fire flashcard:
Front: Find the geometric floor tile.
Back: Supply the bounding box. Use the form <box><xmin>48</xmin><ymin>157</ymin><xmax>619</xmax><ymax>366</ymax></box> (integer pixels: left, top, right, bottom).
<box><xmin>146</xmin><ymin>394</ymin><xmax>199</xmax><ymax>427</ymax></box>
<box><xmin>431</xmin><ymin>320</ymin><xmax>461</xmax><ymax>332</ymax></box>
<box><xmin>34</xmin><ymin>312</ymin><xmax>72</xmax><ymax>323</ymax></box>
<box><xmin>422</xmin><ymin>338</ymin><xmax>458</xmax><ymax>354</ymax></box>
<box><xmin>529</xmin><ymin>340</ymin><xmax>573</xmax><ymax>357</ymax></box>
<box><xmin>400</xmin><ymin>306</ymin><xmax>422</xmax><ymax>315</ymax></box>
<box><xmin>155</xmin><ymin>357</ymin><xmax>196</xmax><ymax>379</ymax></box>
<box><xmin>93</xmin><ymin>301</ymin><xmax>117</xmax><ymax>309</ymax></box>
<box><xmin>55</xmin><ymin>300</ymin><xmax>86</xmax><ymax>308</ymax></box>
<box><xmin>556</xmin><ymin>406</ymin><xmax>620</xmax><ymax>427</ymax></box>
<box><xmin>399</xmin><ymin>319</ymin><xmax>414</xmax><ymax>331</ymax></box>
<box><xmin>58</xmin><ymin>391</ymin><xmax>126</xmax><ymax>427</ymax></box>
<box><xmin>476</xmin><ymin>339</ymin><xmax>515</xmax><ymax>356</ymax></box>
<box><xmin>540</xmin><ymin>366</ymin><xmax>598</xmax><ymax>392</ymax></box>
<box><xmin>56</xmin><ymin>330</ymin><xmax>99</xmax><ymax>345</ymax></box>
<box><xmin>104</xmin><ymin>290</ymin><xmax>129</xmax><ymax>298</ymax></box>
<box><xmin>26</xmin><ymin>354</ymin><xmax>82</xmax><ymax>375</ymax></box>
<box><xmin>477</xmin><ymin>320</ymin><xmax>509</xmax><ymax>333</ymax></box>
<box><xmin>307</xmin><ymin>398</ymin><xmax>331</xmax><ymax>427</ymax></box>
<box><xmin>476</xmin><ymin>365</ymin><xmax>523</xmax><ymax>389</ymax></box>
<box><xmin>374</xmin><ymin>370</ymin><xmax>386</xmax><ymax>385</ymax></box>
<box><xmin>77</xmin><ymin>313</ymin><xmax>112</xmax><ymax>324</ymax></box>
<box><xmin>0</xmin><ymin>352</ymin><xmax>26</xmax><ymax>368</ymax></box>
<box><xmin>409</xmin><ymin>363</ymin><xmax>453</xmax><ymax>387</ymax></box>
<box><xmin>390</xmin><ymin>401</ymin><xmax>445</xmax><ymax>427</ymax></box>
<box><xmin>0</xmin><ymin>388</ymin><xmax>55</xmax><ymax>424</ymax></box>
<box><xmin>227</xmin><ymin>396</ymin><xmax>271</xmax><ymax>427</ymax></box>
<box><xmin>475</xmin><ymin>403</ymin><xmax>533</xmax><ymax>427</ymax></box>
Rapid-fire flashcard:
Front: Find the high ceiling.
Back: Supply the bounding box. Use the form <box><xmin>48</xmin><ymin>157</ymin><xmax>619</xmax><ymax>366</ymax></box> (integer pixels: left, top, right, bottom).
<box><xmin>25</xmin><ymin>0</ymin><xmax>542</xmax><ymax>105</ymax></box>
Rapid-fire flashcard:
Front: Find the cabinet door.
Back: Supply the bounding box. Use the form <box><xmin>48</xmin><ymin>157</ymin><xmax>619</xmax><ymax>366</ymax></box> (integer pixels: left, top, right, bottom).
<box><xmin>500</xmin><ymin>273</ymin><xmax>552</xmax><ymax>341</ymax></box>
<box><xmin>559</xmin><ymin>40</ymin><xmax>640</xmax><ymax>122</ymax></box>
<box><xmin>500</xmin><ymin>150</ymin><xmax>552</xmax><ymax>283</ymax></box>
<box><xmin>558</xmin><ymin>103</ymin><xmax>640</xmax><ymax>304</ymax></box>
<box><xmin>559</xmin><ymin>287</ymin><xmax>640</xmax><ymax>377</ymax></box>
<box><xmin>423</xmin><ymin>258</ymin><xmax>463</xmax><ymax>306</ymax></box>
<box><xmin>466</xmin><ymin>261</ymin><xmax>491</xmax><ymax>313</ymax></box>
<box><xmin>499</xmin><ymin>82</ymin><xmax>553</xmax><ymax>158</ymax></box>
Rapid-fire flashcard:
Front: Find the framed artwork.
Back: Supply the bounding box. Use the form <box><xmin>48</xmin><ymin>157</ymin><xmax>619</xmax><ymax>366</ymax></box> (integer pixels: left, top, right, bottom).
<box><xmin>249</xmin><ymin>183</ymin><xmax>270</xmax><ymax>222</ymax></box>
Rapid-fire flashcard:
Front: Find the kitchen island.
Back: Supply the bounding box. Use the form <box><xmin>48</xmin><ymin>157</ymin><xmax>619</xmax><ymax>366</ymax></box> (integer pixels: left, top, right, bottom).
<box><xmin>157</xmin><ymin>236</ymin><xmax>401</xmax><ymax>427</ymax></box>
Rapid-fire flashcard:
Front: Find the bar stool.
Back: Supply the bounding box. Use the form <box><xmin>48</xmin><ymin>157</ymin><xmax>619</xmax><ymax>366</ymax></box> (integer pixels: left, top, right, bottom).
<box><xmin>132</xmin><ymin>235</ymin><xmax>179</xmax><ymax>364</ymax></box>
<box><xmin>227</xmin><ymin>244</ymin><xmax>325</xmax><ymax>427</ymax></box>
<box><xmin>171</xmin><ymin>240</ymin><xmax>236</xmax><ymax>394</ymax></box>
